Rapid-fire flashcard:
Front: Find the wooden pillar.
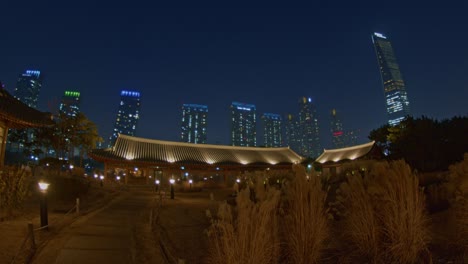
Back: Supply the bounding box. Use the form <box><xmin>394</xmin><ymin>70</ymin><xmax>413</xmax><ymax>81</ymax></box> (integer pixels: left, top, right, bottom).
<box><xmin>0</xmin><ymin>123</ymin><xmax>9</xmax><ymax>168</ymax></box>
<box><xmin>125</xmin><ymin>168</ymin><xmax>129</xmax><ymax>185</ymax></box>
<box><xmin>104</xmin><ymin>162</ymin><xmax>108</xmax><ymax>179</ymax></box>
<box><xmin>145</xmin><ymin>168</ymin><xmax>149</xmax><ymax>185</ymax></box>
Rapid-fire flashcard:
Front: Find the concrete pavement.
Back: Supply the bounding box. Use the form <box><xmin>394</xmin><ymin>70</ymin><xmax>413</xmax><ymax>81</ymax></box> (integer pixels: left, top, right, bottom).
<box><xmin>32</xmin><ymin>187</ymin><xmax>165</xmax><ymax>264</ymax></box>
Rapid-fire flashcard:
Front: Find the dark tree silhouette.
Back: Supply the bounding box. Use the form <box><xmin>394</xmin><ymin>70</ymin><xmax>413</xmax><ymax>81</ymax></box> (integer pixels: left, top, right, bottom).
<box><xmin>369</xmin><ymin>116</ymin><xmax>468</xmax><ymax>172</ymax></box>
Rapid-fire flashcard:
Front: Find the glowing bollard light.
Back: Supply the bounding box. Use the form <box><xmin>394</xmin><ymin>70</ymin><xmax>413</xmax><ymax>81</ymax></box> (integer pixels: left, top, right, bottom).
<box><xmin>155</xmin><ymin>179</ymin><xmax>160</xmax><ymax>192</ymax></box>
<box><xmin>169</xmin><ymin>178</ymin><xmax>175</xmax><ymax>199</ymax></box>
<box><xmin>38</xmin><ymin>181</ymin><xmax>50</xmax><ymax>229</ymax></box>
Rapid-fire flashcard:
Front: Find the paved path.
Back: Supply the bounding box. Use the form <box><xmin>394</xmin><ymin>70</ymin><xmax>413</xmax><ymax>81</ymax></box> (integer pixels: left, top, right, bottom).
<box><xmin>32</xmin><ymin>187</ymin><xmax>165</xmax><ymax>264</ymax></box>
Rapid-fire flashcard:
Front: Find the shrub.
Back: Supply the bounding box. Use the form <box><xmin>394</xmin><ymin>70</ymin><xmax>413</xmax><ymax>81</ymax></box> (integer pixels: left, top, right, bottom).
<box><xmin>0</xmin><ymin>165</ymin><xmax>33</xmax><ymax>218</ymax></box>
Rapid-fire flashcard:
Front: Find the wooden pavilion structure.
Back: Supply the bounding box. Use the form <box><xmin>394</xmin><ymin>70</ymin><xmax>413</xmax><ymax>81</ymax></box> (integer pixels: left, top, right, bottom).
<box><xmin>315</xmin><ymin>141</ymin><xmax>382</xmax><ymax>176</ymax></box>
<box><xmin>0</xmin><ymin>84</ymin><xmax>54</xmax><ymax>166</ymax></box>
<box><xmin>89</xmin><ymin>134</ymin><xmax>303</xmax><ymax>185</ymax></box>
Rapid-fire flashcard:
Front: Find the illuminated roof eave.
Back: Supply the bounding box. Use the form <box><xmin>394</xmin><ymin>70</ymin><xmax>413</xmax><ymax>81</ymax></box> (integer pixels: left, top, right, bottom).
<box><xmin>315</xmin><ymin>141</ymin><xmax>376</xmax><ymax>164</ymax></box>
<box><xmin>90</xmin><ymin>134</ymin><xmax>303</xmax><ymax>167</ymax></box>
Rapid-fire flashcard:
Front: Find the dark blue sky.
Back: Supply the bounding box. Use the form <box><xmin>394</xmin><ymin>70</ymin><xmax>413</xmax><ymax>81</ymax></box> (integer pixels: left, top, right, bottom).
<box><xmin>1</xmin><ymin>1</ymin><xmax>467</xmax><ymax>147</ymax></box>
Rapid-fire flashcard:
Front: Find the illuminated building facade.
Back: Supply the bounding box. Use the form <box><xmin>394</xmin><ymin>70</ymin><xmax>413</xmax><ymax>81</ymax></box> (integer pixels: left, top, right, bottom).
<box><xmin>180</xmin><ymin>104</ymin><xmax>208</xmax><ymax>144</ymax></box>
<box><xmin>231</xmin><ymin>102</ymin><xmax>256</xmax><ymax>147</ymax></box>
<box><xmin>108</xmin><ymin>90</ymin><xmax>141</xmax><ymax>147</ymax></box>
<box><xmin>298</xmin><ymin>97</ymin><xmax>321</xmax><ymax>158</ymax></box>
<box><xmin>372</xmin><ymin>32</ymin><xmax>411</xmax><ymax>126</ymax></box>
<box><xmin>8</xmin><ymin>70</ymin><xmax>43</xmax><ymax>153</ymax></box>
<box><xmin>262</xmin><ymin>113</ymin><xmax>282</xmax><ymax>147</ymax></box>
<box><xmin>14</xmin><ymin>70</ymin><xmax>43</xmax><ymax>109</ymax></box>
<box><xmin>59</xmin><ymin>91</ymin><xmax>81</xmax><ymax>117</ymax></box>
<box><xmin>330</xmin><ymin>109</ymin><xmax>345</xmax><ymax>149</ymax></box>
<box><xmin>285</xmin><ymin>113</ymin><xmax>301</xmax><ymax>153</ymax></box>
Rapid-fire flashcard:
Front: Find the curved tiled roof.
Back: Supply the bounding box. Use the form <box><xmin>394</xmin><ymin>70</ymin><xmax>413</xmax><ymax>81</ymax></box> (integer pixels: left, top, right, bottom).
<box><xmin>0</xmin><ymin>87</ymin><xmax>54</xmax><ymax>128</ymax></box>
<box><xmin>90</xmin><ymin>134</ymin><xmax>303</xmax><ymax>167</ymax></box>
<box><xmin>315</xmin><ymin>141</ymin><xmax>376</xmax><ymax>164</ymax></box>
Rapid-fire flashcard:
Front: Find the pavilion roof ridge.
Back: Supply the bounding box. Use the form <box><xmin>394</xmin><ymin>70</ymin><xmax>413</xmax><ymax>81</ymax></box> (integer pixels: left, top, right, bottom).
<box><xmin>117</xmin><ymin>134</ymin><xmax>294</xmax><ymax>152</ymax></box>
<box><xmin>322</xmin><ymin>141</ymin><xmax>375</xmax><ymax>153</ymax></box>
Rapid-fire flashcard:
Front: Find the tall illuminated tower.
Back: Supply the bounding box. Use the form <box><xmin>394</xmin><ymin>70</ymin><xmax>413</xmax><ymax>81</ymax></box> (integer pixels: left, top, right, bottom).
<box><xmin>285</xmin><ymin>114</ymin><xmax>301</xmax><ymax>153</ymax></box>
<box><xmin>59</xmin><ymin>91</ymin><xmax>81</xmax><ymax>117</ymax></box>
<box><xmin>14</xmin><ymin>70</ymin><xmax>43</xmax><ymax>109</ymax></box>
<box><xmin>108</xmin><ymin>90</ymin><xmax>141</xmax><ymax>147</ymax></box>
<box><xmin>231</xmin><ymin>102</ymin><xmax>256</xmax><ymax>147</ymax></box>
<box><xmin>330</xmin><ymin>109</ymin><xmax>345</xmax><ymax>149</ymax></box>
<box><xmin>298</xmin><ymin>97</ymin><xmax>321</xmax><ymax>158</ymax></box>
<box><xmin>180</xmin><ymin>104</ymin><xmax>208</xmax><ymax>144</ymax></box>
<box><xmin>372</xmin><ymin>32</ymin><xmax>411</xmax><ymax>126</ymax></box>
<box><xmin>262</xmin><ymin>113</ymin><xmax>282</xmax><ymax>147</ymax></box>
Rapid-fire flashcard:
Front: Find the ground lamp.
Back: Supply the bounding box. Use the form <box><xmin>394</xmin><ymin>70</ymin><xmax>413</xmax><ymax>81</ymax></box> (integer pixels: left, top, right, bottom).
<box><xmin>169</xmin><ymin>178</ymin><xmax>175</xmax><ymax>199</ymax></box>
<box><xmin>155</xmin><ymin>179</ymin><xmax>160</xmax><ymax>192</ymax></box>
<box><xmin>38</xmin><ymin>181</ymin><xmax>50</xmax><ymax>229</ymax></box>
<box><xmin>189</xmin><ymin>179</ymin><xmax>193</xmax><ymax>189</ymax></box>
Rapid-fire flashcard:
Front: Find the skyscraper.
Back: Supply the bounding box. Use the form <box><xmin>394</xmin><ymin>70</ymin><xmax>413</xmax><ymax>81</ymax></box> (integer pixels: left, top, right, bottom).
<box><xmin>231</xmin><ymin>102</ymin><xmax>256</xmax><ymax>147</ymax></box>
<box><xmin>108</xmin><ymin>90</ymin><xmax>141</xmax><ymax>147</ymax></box>
<box><xmin>372</xmin><ymin>32</ymin><xmax>411</xmax><ymax>126</ymax></box>
<box><xmin>298</xmin><ymin>97</ymin><xmax>321</xmax><ymax>158</ymax></box>
<box><xmin>285</xmin><ymin>114</ymin><xmax>301</xmax><ymax>153</ymax></box>
<box><xmin>262</xmin><ymin>113</ymin><xmax>282</xmax><ymax>147</ymax></box>
<box><xmin>59</xmin><ymin>91</ymin><xmax>81</xmax><ymax>117</ymax></box>
<box><xmin>8</xmin><ymin>70</ymin><xmax>43</xmax><ymax>153</ymax></box>
<box><xmin>180</xmin><ymin>104</ymin><xmax>208</xmax><ymax>144</ymax></box>
<box><xmin>330</xmin><ymin>109</ymin><xmax>345</xmax><ymax>149</ymax></box>
<box><xmin>14</xmin><ymin>70</ymin><xmax>43</xmax><ymax>109</ymax></box>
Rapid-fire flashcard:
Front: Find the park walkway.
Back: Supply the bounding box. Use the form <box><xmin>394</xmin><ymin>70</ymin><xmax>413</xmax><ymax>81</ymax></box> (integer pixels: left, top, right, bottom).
<box><xmin>32</xmin><ymin>186</ymin><xmax>165</xmax><ymax>264</ymax></box>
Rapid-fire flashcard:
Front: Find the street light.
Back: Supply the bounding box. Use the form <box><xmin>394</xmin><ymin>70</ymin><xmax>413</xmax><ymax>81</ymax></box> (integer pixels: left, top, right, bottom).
<box><xmin>189</xmin><ymin>179</ymin><xmax>193</xmax><ymax>189</ymax></box>
<box><xmin>169</xmin><ymin>178</ymin><xmax>175</xmax><ymax>199</ymax></box>
<box><xmin>38</xmin><ymin>181</ymin><xmax>50</xmax><ymax>229</ymax></box>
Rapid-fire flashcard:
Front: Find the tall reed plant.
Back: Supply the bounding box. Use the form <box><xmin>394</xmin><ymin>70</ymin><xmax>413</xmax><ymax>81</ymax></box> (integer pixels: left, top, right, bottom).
<box><xmin>282</xmin><ymin>164</ymin><xmax>329</xmax><ymax>264</ymax></box>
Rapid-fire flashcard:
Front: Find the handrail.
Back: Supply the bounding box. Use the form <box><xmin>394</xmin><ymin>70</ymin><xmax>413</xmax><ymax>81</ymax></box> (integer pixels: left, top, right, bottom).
<box><xmin>10</xmin><ymin>202</ymin><xmax>78</xmax><ymax>264</ymax></box>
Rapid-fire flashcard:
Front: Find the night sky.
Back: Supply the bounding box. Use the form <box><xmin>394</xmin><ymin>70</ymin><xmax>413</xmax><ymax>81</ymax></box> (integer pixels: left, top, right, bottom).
<box><xmin>1</xmin><ymin>1</ymin><xmax>467</xmax><ymax>148</ymax></box>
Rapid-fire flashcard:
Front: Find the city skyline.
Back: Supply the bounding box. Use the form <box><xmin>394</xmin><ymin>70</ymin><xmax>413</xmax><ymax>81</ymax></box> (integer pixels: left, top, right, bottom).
<box><xmin>1</xmin><ymin>2</ymin><xmax>467</xmax><ymax>148</ymax></box>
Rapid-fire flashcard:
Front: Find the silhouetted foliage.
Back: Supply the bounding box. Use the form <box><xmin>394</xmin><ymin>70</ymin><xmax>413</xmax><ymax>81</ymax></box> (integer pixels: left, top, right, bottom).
<box><xmin>369</xmin><ymin>116</ymin><xmax>468</xmax><ymax>172</ymax></box>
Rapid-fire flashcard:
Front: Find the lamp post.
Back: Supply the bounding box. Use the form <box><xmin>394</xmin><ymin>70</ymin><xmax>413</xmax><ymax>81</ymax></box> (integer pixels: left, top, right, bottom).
<box><xmin>189</xmin><ymin>179</ymin><xmax>193</xmax><ymax>190</ymax></box>
<box><xmin>169</xmin><ymin>178</ymin><xmax>175</xmax><ymax>199</ymax></box>
<box><xmin>38</xmin><ymin>181</ymin><xmax>50</xmax><ymax>229</ymax></box>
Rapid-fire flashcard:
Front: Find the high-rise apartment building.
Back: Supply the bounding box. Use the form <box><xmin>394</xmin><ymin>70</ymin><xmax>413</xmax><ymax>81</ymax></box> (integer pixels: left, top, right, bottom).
<box><xmin>59</xmin><ymin>91</ymin><xmax>81</xmax><ymax>117</ymax></box>
<box><xmin>345</xmin><ymin>129</ymin><xmax>359</xmax><ymax>147</ymax></box>
<box><xmin>231</xmin><ymin>102</ymin><xmax>256</xmax><ymax>147</ymax></box>
<box><xmin>8</xmin><ymin>70</ymin><xmax>43</xmax><ymax>153</ymax></box>
<box><xmin>285</xmin><ymin>114</ymin><xmax>301</xmax><ymax>153</ymax></box>
<box><xmin>298</xmin><ymin>97</ymin><xmax>321</xmax><ymax>158</ymax></box>
<box><xmin>372</xmin><ymin>32</ymin><xmax>411</xmax><ymax>126</ymax></box>
<box><xmin>330</xmin><ymin>109</ymin><xmax>345</xmax><ymax>149</ymax></box>
<box><xmin>108</xmin><ymin>90</ymin><xmax>141</xmax><ymax>147</ymax></box>
<box><xmin>180</xmin><ymin>104</ymin><xmax>208</xmax><ymax>144</ymax></box>
<box><xmin>14</xmin><ymin>70</ymin><xmax>43</xmax><ymax>109</ymax></box>
<box><xmin>262</xmin><ymin>113</ymin><xmax>282</xmax><ymax>147</ymax></box>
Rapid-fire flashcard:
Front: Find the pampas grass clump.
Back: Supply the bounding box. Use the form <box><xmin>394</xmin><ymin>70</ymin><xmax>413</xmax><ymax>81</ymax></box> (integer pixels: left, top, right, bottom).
<box><xmin>448</xmin><ymin>154</ymin><xmax>468</xmax><ymax>252</ymax></box>
<box><xmin>206</xmin><ymin>187</ymin><xmax>281</xmax><ymax>264</ymax></box>
<box><xmin>337</xmin><ymin>160</ymin><xmax>430</xmax><ymax>263</ymax></box>
<box><xmin>282</xmin><ymin>164</ymin><xmax>329</xmax><ymax>264</ymax></box>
